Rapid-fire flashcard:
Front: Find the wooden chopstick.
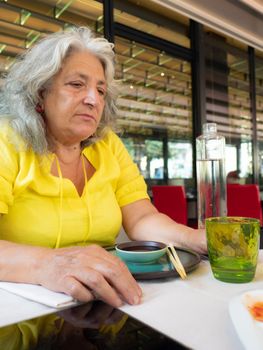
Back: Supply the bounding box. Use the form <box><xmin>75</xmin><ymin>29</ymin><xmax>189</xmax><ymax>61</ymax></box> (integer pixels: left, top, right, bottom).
<box><xmin>167</xmin><ymin>244</ymin><xmax>187</xmax><ymax>279</ymax></box>
<box><xmin>168</xmin><ymin>244</ymin><xmax>187</xmax><ymax>277</ymax></box>
<box><xmin>166</xmin><ymin>249</ymin><xmax>185</xmax><ymax>279</ymax></box>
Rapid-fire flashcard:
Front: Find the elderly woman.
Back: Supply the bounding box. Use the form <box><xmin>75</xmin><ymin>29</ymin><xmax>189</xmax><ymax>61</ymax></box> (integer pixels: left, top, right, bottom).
<box><xmin>0</xmin><ymin>27</ymin><xmax>206</xmax><ymax>308</ymax></box>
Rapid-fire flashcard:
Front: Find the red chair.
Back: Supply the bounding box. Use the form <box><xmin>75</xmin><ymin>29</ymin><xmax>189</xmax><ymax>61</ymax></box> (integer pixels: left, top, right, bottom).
<box><xmin>152</xmin><ymin>185</ymin><xmax>188</xmax><ymax>225</ymax></box>
<box><xmin>227</xmin><ymin>184</ymin><xmax>263</xmax><ymax>225</ymax></box>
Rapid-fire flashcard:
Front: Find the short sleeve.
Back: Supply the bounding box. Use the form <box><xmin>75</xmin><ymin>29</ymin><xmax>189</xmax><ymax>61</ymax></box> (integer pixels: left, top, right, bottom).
<box><xmin>106</xmin><ymin>132</ymin><xmax>149</xmax><ymax>207</ymax></box>
<box><xmin>0</xmin><ymin>124</ymin><xmax>18</xmax><ymax>213</ymax></box>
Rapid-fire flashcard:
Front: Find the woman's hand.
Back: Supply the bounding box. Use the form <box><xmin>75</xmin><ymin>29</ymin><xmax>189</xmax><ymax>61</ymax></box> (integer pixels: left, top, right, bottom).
<box><xmin>36</xmin><ymin>245</ymin><xmax>142</xmax><ymax>308</ymax></box>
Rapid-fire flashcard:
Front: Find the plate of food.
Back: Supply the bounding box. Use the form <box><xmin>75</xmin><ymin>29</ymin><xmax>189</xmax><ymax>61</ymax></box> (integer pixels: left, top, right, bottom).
<box><xmin>229</xmin><ymin>290</ymin><xmax>263</xmax><ymax>350</ymax></box>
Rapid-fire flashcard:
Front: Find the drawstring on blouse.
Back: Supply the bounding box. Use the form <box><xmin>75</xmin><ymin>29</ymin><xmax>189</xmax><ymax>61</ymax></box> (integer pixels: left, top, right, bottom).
<box><xmin>54</xmin><ymin>153</ymin><xmax>88</xmax><ymax>249</ymax></box>
<box><xmin>54</xmin><ymin>155</ymin><xmax>63</xmax><ymax>249</ymax></box>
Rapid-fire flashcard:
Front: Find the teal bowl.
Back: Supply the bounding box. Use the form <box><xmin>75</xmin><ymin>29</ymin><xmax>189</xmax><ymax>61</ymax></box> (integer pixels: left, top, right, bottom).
<box><xmin>115</xmin><ymin>241</ymin><xmax>167</xmax><ymax>263</ymax></box>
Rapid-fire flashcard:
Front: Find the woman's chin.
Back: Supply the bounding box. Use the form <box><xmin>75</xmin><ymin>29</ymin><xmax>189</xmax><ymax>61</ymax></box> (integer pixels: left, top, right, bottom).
<box><xmin>71</xmin><ymin>128</ymin><xmax>96</xmax><ymax>142</ymax></box>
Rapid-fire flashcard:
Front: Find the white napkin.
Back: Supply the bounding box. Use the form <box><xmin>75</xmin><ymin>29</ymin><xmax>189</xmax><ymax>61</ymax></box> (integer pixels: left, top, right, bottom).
<box><xmin>0</xmin><ymin>282</ymin><xmax>78</xmax><ymax>308</ymax></box>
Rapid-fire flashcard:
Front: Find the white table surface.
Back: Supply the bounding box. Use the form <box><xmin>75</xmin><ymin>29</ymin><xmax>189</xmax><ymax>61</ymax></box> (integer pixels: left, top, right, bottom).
<box><xmin>0</xmin><ymin>252</ymin><xmax>262</xmax><ymax>350</ymax></box>
<box><xmin>120</xmin><ymin>250</ymin><xmax>263</xmax><ymax>350</ymax></box>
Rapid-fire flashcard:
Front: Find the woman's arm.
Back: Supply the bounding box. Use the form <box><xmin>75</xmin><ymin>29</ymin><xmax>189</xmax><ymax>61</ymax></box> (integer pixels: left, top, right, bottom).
<box><xmin>121</xmin><ymin>199</ymin><xmax>207</xmax><ymax>253</ymax></box>
<box><xmin>0</xmin><ymin>240</ymin><xmax>141</xmax><ymax>307</ymax></box>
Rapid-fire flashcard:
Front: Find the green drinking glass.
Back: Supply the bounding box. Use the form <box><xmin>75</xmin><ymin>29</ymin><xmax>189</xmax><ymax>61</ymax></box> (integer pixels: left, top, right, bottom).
<box><xmin>206</xmin><ymin>217</ymin><xmax>260</xmax><ymax>283</ymax></box>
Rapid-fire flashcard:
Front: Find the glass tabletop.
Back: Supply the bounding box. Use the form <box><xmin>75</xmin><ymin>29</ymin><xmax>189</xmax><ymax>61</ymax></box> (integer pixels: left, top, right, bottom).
<box><xmin>0</xmin><ymin>301</ymin><xmax>189</xmax><ymax>350</ymax></box>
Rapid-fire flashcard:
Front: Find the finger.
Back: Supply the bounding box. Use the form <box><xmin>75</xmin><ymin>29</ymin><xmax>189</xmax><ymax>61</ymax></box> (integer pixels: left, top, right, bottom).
<box><xmin>73</xmin><ymin>268</ymin><xmax>123</xmax><ymax>308</ymax></box>
<box><xmin>54</xmin><ymin>246</ymin><xmax>142</xmax><ymax>305</ymax></box>
<box><xmin>61</xmin><ymin>245</ymin><xmax>143</xmax><ymax>298</ymax></box>
<box><xmin>85</xmin><ymin>257</ymin><xmax>142</xmax><ymax>305</ymax></box>
<box><xmin>105</xmin><ymin>269</ymin><xmax>142</xmax><ymax>306</ymax></box>
<box><xmin>62</xmin><ymin>275</ymin><xmax>96</xmax><ymax>303</ymax></box>
<box><xmin>107</xmin><ymin>254</ymin><xmax>143</xmax><ymax>296</ymax></box>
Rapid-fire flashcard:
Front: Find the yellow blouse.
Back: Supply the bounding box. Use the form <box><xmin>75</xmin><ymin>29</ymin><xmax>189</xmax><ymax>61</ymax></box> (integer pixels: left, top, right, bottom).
<box><xmin>0</xmin><ymin>123</ymin><xmax>149</xmax><ymax>248</ymax></box>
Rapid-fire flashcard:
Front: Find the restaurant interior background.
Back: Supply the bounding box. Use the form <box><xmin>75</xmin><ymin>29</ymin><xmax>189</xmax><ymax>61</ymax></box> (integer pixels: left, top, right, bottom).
<box><xmin>0</xmin><ymin>0</ymin><xmax>262</xmax><ymax>221</ymax></box>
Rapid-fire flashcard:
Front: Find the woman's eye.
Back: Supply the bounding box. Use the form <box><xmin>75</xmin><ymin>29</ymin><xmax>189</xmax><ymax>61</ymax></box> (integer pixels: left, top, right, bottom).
<box><xmin>69</xmin><ymin>82</ymin><xmax>83</xmax><ymax>88</ymax></box>
<box><xmin>98</xmin><ymin>89</ymin><xmax>106</xmax><ymax>97</ymax></box>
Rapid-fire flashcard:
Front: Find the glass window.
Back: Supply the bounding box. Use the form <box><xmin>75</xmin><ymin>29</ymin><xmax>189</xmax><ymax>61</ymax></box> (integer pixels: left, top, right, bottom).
<box><xmin>168</xmin><ymin>141</ymin><xmax>192</xmax><ymax>179</ymax></box>
<box><xmin>240</xmin><ymin>141</ymin><xmax>252</xmax><ymax>178</ymax></box>
<box><xmin>114</xmin><ymin>0</ymin><xmax>190</xmax><ymax>48</ymax></box>
<box><xmin>0</xmin><ymin>0</ymin><xmax>103</xmax><ymax>76</ymax></box>
<box><xmin>256</xmin><ymin>51</ymin><xmax>263</xmax><ymax>188</ymax></box>
<box><xmin>122</xmin><ymin>137</ymin><xmax>164</xmax><ymax>180</ymax></box>
<box><xmin>225</xmin><ymin>144</ymin><xmax>237</xmax><ymax>175</ymax></box>
<box><xmin>204</xmin><ymin>28</ymin><xmax>253</xmax><ymax>184</ymax></box>
<box><xmin>145</xmin><ymin>140</ymin><xmax>164</xmax><ymax>179</ymax></box>
<box><xmin>115</xmin><ymin>35</ymin><xmax>193</xmax><ymax>190</ymax></box>
<box><xmin>115</xmin><ymin>36</ymin><xmax>192</xmax><ymax>137</ymax></box>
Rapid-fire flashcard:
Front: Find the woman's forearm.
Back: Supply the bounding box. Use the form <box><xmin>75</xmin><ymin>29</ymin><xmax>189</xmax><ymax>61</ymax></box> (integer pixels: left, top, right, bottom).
<box><xmin>121</xmin><ymin>200</ymin><xmax>207</xmax><ymax>253</ymax></box>
<box><xmin>0</xmin><ymin>240</ymin><xmax>51</xmax><ymax>284</ymax></box>
<box><xmin>127</xmin><ymin>212</ymin><xmax>206</xmax><ymax>251</ymax></box>
<box><xmin>0</xmin><ymin>240</ymin><xmax>142</xmax><ymax>307</ymax></box>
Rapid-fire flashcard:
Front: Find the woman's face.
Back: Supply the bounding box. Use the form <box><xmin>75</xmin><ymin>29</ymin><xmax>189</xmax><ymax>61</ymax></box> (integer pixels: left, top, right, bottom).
<box><xmin>42</xmin><ymin>50</ymin><xmax>106</xmax><ymax>146</ymax></box>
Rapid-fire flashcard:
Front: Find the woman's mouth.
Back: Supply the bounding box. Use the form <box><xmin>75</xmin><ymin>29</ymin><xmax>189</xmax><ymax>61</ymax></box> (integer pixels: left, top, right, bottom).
<box><xmin>77</xmin><ymin>114</ymin><xmax>96</xmax><ymax>122</ymax></box>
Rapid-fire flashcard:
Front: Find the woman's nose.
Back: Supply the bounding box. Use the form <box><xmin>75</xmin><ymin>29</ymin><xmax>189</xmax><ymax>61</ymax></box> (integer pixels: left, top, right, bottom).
<box><xmin>83</xmin><ymin>88</ymin><xmax>97</xmax><ymax>106</ymax></box>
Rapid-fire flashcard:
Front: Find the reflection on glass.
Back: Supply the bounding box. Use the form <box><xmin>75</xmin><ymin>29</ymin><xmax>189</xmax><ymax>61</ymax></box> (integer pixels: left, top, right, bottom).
<box><xmin>204</xmin><ymin>29</ymin><xmax>253</xmax><ymax>184</ymax></box>
<box><xmin>0</xmin><ymin>302</ymin><xmax>179</xmax><ymax>350</ymax></box>
<box><xmin>225</xmin><ymin>145</ymin><xmax>237</xmax><ymax>176</ymax></box>
<box><xmin>240</xmin><ymin>141</ymin><xmax>252</xmax><ymax>180</ymax></box>
<box><xmin>115</xmin><ymin>36</ymin><xmax>192</xmax><ymax>138</ymax></box>
<box><xmin>0</xmin><ymin>303</ymin><xmax>127</xmax><ymax>350</ymax></box>
<box><xmin>225</xmin><ymin>144</ymin><xmax>239</xmax><ymax>184</ymax></box>
<box><xmin>113</xmin><ymin>1</ymin><xmax>190</xmax><ymax>48</ymax></box>
<box><xmin>0</xmin><ymin>0</ymin><xmax>103</xmax><ymax>77</ymax></box>
<box><xmin>145</xmin><ymin>140</ymin><xmax>164</xmax><ymax>179</ymax></box>
<box><xmin>256</xmin><ymin>52</ymin><xmax>263</xmax><ymax>189</ymax></box>
<box><xmin>168</xmin><ymin>141</ymin><xmax>192</xmax><ymax>179</ymax></box>
<box><xmin>115</xmin><ymin>34</ymin><xmax>193</xmax><ymax>189</ymax></box>
<box><xmin>122</xmin><ymin>137</ymin><xmax>164</xmax><ymax>179</ymax></box>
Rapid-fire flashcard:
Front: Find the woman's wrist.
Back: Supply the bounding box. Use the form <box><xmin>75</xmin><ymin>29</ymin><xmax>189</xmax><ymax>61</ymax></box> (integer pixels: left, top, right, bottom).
<box><xmin>28</xmin><ymin>246</ymin><xmax>54</xmax><ymax>285</ymax></box>
<box><xmin>174</xmin><ymin>226</ymin><xmax>207</xmax><ymax>253</ymax></box>
<box><xmin>187</xmin><ymin>228</ymin><xmax>207</xmax><ymax>253</ymax></box>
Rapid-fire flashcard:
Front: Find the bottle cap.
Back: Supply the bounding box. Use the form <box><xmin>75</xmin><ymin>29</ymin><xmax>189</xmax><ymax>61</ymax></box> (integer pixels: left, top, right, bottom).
<box><xmin>203</xmin><ymin>123</ymin><xmax>217</xmax><ymax>135</ymax></box>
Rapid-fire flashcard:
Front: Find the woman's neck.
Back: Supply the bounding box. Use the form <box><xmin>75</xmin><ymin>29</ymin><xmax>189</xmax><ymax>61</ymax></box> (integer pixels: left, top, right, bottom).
<box><xmin>48</xmin><ymin>135</ymin><xmax>82</xmax><ymax>164</ymax></box>
<box><xmin>47</xmin><ymin>132</ymin><xmax>82</xmax><ymax>160</ymax></box>
<box><xmin>54</xmin><ymin>145</ymin><xmax>82</xmax><ymax>165</ymax></box>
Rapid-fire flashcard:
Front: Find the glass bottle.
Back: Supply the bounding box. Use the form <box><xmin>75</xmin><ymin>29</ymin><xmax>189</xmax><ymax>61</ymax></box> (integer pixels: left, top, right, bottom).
<box><xmin>196</xmin><ymin>123</ymin><xmax>227</xmax><ymax>229</ymax></box>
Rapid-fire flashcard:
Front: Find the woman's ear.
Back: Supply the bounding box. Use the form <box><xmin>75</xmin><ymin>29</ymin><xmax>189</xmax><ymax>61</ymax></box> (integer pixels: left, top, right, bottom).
<box><xmin>38</xmin><ymin>88</ymin><xmax>45</xmax><ymax>101</ymax></box>
<box><xmin>35</xmin><ymin>102</ymin><xmax>44</xmax><ymax>115</ymax></box>
<box><xmin>35</xmin><ymin>89</ymin><xmax>46</xmax><ymax>115</ymax></box>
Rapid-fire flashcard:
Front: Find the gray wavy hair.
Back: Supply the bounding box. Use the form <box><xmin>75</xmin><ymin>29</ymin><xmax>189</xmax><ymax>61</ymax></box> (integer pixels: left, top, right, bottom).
<box><xmin>0</xmin><ymin>26</ymin><xmax>119</xmax><ymax>153</ymax></box>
